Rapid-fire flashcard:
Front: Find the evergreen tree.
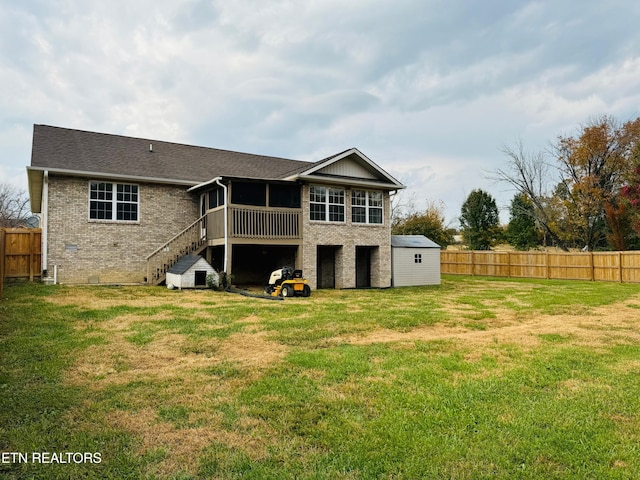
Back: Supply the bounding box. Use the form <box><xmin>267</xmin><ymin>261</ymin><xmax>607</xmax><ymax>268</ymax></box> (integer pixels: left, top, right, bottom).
<box><xmin>459</xmin><ymin>189</ymin><xmax>500</xmax><ymax>250</ymax></box>
<box><xmin>506</xmin><ymin>193</ymin><xmax>538</xmax><ymax>250</ymax></box>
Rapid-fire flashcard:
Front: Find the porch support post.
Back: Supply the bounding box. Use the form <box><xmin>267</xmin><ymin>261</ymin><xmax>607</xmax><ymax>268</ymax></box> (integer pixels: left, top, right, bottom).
<box><xmin>225</xmin><ymin>242</ymin><xmax>233</xmax><ymax>283</ymax></box>
<box><xmin>214</xmin><ymin>177</ymin><xmax>229</xmax><ymax>273</ymax></box>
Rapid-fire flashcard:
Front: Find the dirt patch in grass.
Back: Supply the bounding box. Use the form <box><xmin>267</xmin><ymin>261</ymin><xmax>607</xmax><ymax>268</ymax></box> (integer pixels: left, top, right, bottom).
<box><xmin>217</xmin><ymin>331</ymin><xmax>288</xmax><ymax>368</ymax></box>
<box><xmin>67</xmin><ymin>326</ymin><xmax>288</xmax><ymax>388</ymax></box>
<box><xmin>106</xmin><ymin>408</ymin><xmax>273</xmax><ymax>477</ymax></box>
<box><xmin>46</xmin><ymin>286</ymin><xmax>221</xmax><ymax>309</ymax></box>
<box><xmin>340</xmin><ymin>295</ymin><xmax>640</xmax><ymax>351</ymax></box>
<box><xmin>66</xmin><ymin>332</ymin><xmax>218</xmax><ymax>386</ymax></box>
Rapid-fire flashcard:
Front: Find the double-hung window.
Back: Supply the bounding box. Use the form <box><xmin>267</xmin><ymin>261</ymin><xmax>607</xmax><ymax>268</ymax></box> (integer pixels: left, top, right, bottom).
<box><xmin>310</xmin><ymin>186</ymin><xmax>345</xmax><ymax>222</ymax></box>
<box><xmin>89</xmin><ymin>182</ymin><xmax>139</xmax><ymax>222</ymax></box>
<box><xmin>352</xmin><ymin>190</ymin><xmax>383</xmax><ymax>224</ymax></box>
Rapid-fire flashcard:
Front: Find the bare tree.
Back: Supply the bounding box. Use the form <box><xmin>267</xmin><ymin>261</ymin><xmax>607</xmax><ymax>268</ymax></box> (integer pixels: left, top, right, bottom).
<box><xmin>390</xmin><ymin>189</ymin><xmax>417</xmax><ymax>230</ymax></box>
<box><xmin>0</xmin><ymin>183</ymin><xmax>31</xmax><ymax>228</ymax></box>
<box><xmin>492</xmin><ymin>140</ymin><xmax>570</xmax><ymax>251</ymax></box>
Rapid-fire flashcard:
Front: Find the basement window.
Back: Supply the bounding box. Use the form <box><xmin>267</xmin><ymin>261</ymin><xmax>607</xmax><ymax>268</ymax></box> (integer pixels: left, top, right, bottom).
<box><xmin>89</xmin><ymin>182</ymin><xmax>139</xmax><ymax>222</ymax></box>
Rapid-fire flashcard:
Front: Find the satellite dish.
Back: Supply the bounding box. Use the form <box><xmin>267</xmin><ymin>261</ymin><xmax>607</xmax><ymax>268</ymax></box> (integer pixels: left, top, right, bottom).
<box><xmin>26</xmin><ymin>216</ymin><xmax>40</xmax><ymax>228</ymax></box>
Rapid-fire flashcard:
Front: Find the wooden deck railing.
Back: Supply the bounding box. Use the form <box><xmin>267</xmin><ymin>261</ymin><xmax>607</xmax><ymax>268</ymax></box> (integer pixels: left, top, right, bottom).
<box><xmin>230</xmin><ymin>207</ymin><xmax>300</xmax><ymax>239</ymax></box>
<box><xmin>208</xmin><ymin>207</ymin><xmax>301</xmax><ymax>241</ymax></box>
<box><xmin>146</xmin><ymin>215</ymin><xmax>206</xmax><ymax>285</ymax></box>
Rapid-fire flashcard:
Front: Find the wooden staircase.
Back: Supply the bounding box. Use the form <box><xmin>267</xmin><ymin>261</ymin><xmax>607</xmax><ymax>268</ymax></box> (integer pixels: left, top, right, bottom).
<box><xmin>146</xmin><ymin>215</ymin><xmax>207</xmax><ymax>285</ymax></box>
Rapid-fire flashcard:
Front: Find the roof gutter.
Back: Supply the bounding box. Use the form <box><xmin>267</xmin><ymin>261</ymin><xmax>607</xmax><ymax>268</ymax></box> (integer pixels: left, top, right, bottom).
<box><xmin>27</xmin><ymin>166</ymin><xmax>200</xmax><ymax>187</ymax></box>
<box><xmin>285</xmin><ymin>174</ymin><xmax>405</xmax><ymax>190</ymax></box>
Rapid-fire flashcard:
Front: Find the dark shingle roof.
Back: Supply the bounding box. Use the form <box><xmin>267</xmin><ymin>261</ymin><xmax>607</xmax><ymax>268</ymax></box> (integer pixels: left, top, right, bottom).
<box><xmin>167</xmin><ymin>255</ymin><xmax>209</xmax><ymax>274</ymax></box>
<box><xmin>30</xmin><ymin>125</ymin><xmax>311</xmax><ymax>184</ymax></box>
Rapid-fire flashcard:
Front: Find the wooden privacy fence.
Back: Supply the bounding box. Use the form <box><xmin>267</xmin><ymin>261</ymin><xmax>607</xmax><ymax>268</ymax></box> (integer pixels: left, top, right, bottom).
<box><xmin>441</xmin><ymin>250</ymin><xmax>640</xmax><ymax>283</ymax></box>
<box><xmin>0</xmin><ymin>228</ymin><xmax>42</xmax><ymax>297</ymax></box>
<box><xmin>0</xmin><ymin>229</ymin><xmax>4</xmax><ymax>299</ymax></box>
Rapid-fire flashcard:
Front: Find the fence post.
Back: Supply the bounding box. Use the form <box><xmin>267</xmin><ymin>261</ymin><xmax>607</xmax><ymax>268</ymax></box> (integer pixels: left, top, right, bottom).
<box><xmin>0</xmin><ymin>229</ymin><xmax>5</xmax><ymax>299</ymax></box>
<box><xmin>29</xmin><ymin>230</ymin><xmax>35</xmax><ymax>281</ymax></box>
<box><xmin>619</xmin><ymin>252</ymin><xmax>623</xmax><ymax>283</ymax></box>
<box><xmin>589</xmin><ymin>252</ymin><xmax>594</xmax><ymax>281</ymax></box>
<box><xmin>507</xmin><ymin>251</ymin><xmax>511</xmax><ymax>278</ymax></box>
<box><xmin>545</xmin><ymin>251</ymin><xmax>550</xmax><ymax>279</ymax></box>
<box><xmin>470</xmin><ymin>251</ymin><xmax>475</xmax><ymax>276</ymax></box>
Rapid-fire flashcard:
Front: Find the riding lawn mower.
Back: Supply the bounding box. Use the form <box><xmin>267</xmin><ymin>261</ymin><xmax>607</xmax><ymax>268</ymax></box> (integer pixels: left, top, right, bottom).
<box><xmin>264</xmin><ymin>267</ymin><xmax>311</xmax><ymax>297</ymax></box>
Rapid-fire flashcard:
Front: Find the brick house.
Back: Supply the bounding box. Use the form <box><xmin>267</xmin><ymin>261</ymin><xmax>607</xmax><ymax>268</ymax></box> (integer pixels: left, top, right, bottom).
<box><xmin>27</xmin><ymin>125</ymin><xmax>405</xmax><ymax>288</ymax></box>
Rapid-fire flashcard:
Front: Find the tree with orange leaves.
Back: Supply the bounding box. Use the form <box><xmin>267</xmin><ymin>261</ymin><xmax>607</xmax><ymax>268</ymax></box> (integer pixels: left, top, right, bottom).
<box><xmin>620</xmin><ymin>120</ymin><xmax>640</xmax><ymax>242</ymax></box>
<box><xmin>497</xmin><ymin>115</ymin><xmax>640</xmax><ymax>251</ymax></box>
<box><xmin>552</xmin><ymin>115</ymin><xmax>640</xmax><ymax>250</ymax></box>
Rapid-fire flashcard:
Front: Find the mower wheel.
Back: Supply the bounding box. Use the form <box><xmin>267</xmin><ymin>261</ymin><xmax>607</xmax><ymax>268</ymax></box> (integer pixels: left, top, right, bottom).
<box><xmin>302</xmin><ymin>285</ymin><xmax>311</xmax><ymax>297</ymax></box>
<box><xmin>281</xmin><ymin>285</ymin><xmax>294</xmax><ymax>297</ymax></box>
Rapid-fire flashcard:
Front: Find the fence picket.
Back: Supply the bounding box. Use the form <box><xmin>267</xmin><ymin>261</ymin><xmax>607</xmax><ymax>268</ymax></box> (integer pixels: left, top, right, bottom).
<box><xmin>1</xmin><ymin>228</ymin><xmax>42</xmax><ymax>283</ymax></box>
<box><xmin>441</xmin><ymin>249</ymin><xmax>640</xmax><ymax>283</ymax></box>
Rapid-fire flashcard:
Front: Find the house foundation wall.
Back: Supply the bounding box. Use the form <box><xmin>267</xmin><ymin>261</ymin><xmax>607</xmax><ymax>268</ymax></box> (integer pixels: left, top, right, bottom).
<box><xmin>46</xmin><ymin>175</ymin><xmax>199</xmax><ymax>284</ymax></box>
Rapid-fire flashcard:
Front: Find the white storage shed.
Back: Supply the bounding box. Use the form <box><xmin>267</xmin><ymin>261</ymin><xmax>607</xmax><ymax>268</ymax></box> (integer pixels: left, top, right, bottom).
<box><xmin>391</xmin><ymin>235</ymin><xmax>441</xmax><ymax>286</ymax></box>
<box><xmin>166</xmin><ymin>255</ymin><xmax>217</xmax><ymax>289</ymax></box>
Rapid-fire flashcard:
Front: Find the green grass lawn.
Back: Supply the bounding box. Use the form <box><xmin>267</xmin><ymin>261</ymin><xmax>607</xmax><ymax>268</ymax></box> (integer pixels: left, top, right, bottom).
<box><xmin>1</xmin><ymin>275</ymin><xmax>640</xmax><ymax>479</ymax></box>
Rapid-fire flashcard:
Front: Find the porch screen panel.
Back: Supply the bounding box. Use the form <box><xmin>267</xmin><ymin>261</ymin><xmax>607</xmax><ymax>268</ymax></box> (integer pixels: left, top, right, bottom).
<box><xmin>232</xmin><ymin>182</ymin><xmax>266</xmax><ymax>206</ymax></box>
<box><xmin>270</xmin><ymin>184</ymin><xmax>301</xmax><ymax>208</ymax></box>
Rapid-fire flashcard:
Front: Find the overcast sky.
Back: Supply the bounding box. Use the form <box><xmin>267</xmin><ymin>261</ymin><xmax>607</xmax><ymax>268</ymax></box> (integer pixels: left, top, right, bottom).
<box><xmin>2</xmin><ymin>0</ymin><xmax>640</xmax><ymax>225</ymax></box>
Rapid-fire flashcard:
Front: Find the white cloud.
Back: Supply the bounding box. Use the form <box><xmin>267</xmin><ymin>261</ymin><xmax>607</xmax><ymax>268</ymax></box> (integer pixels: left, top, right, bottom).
<box><xmin>1</xmin><ymin>0</ymin><xmax>640</xmax><ymax>228</ymax></box>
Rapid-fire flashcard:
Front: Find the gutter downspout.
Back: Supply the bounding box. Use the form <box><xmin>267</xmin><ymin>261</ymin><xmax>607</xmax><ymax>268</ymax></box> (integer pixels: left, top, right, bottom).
<box><xmin>42</xmin><ymin>171</ymin><xmax>49</xmax><ymax>275</ymax></box>
<box><xmin>213</xmin><ymin>177</ymin><xmax>229</xmax><ymax>273</ymax></box>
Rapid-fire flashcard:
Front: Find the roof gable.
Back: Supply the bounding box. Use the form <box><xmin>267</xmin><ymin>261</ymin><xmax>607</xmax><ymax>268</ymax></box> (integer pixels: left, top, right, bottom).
<box><xmin>314</xmin><ymin>153</ymin><xmax>378</xmax><ymax>179</ymax></box>
<box><xmin>285</xmin><ymin>148</ymin><xmax>404</xmax><ymax>190</ymax></box>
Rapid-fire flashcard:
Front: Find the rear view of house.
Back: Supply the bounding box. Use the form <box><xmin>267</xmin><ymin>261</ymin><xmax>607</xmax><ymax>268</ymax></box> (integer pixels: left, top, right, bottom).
<box><xmin>27</xmin><ymin>125</ymin><xmax>404</xmax><ymax>289</ymax></box>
